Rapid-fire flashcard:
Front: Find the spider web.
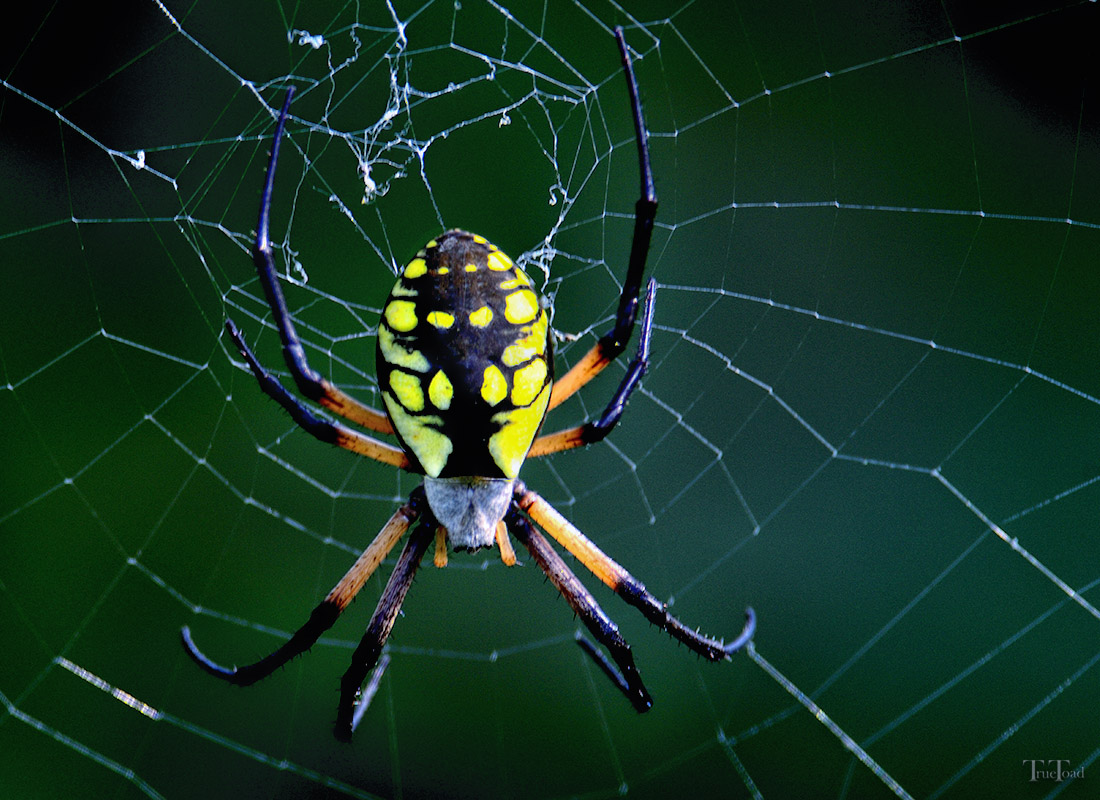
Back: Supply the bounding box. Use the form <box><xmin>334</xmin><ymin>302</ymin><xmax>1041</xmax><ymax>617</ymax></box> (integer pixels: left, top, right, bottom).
<box><xmin>2</xmin><ymin>0</ymin><xmax>1099</xmax><ymax>797</ymax></box>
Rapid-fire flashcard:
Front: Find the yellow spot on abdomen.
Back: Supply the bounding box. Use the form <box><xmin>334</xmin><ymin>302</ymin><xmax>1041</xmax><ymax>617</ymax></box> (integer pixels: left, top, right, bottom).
<box><xmin>426</xmin><ymin>311</ymin><xmax>455</xmax><ymax>329</ymax></box>
<box><xmin>383</xmin><ymin>394</ymin><xmax>451</xmax><ymax>477</ymax></box>
<box><xmin>389</xmin><ymin>369</ymin><xmax>425</xmax><ymax>412</ymax></box>
<box><xmin>489</xmin><ymin>384</ymin><xmax>552</xmax><ymax>479</ymax></box>
<box><xmin>487</xmin><ymin>251</ymin><xmax>514</xmax><ymax>271</ymax></box>
<box><xmin>504</xmin><ymin>289</ymin><xmax>539</xmax><ymax>324</ymax></box>
<box><xmin>403</xmin><ymin>258</ymin><xmax>427</xmax><ymax>279</ymax></box>
<box><xmin>469</xmin><ymin>306</ymin><xmax>493</xmax><ymax>327</ymax></box>
<box><xmin>481</xmin><ymin>364</ymin><xmax>508</xmax><ymax>406</ymax></box>
<box><xmin>498</xmin><ymin>272</ymin><xmax>531</xmax><ymax>290</ymax></box>
<box><xmin>378</xmin><ymin>325</ymin><xmax>430</xmax><ymax>372</ymax></box>
<box><xmin>384</xmin><ymin>299</ymin><xmax>418</xmax><ymax>332</ymax></box>
<box><xmin>464</xmin><ymin>263</ymin><xmax>478</xmax><ymax>273</ymax></box>
<box><xmin>501</xmin><ymin>311</ymin><xmax>549</xmax><ymax>367</ymax></box>
<box><xmin>511</xmin><ymin>358</ymin><xmax>548</xmax><ymax>407</ymax></box>
<box><xmin>428</xmin><ymin>370</ymin><xmax>454</xmax><ymax>410</ymax></box>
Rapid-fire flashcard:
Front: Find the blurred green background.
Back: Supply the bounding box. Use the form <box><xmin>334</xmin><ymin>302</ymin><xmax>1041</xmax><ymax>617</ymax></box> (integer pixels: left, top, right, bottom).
<box><xmin>2</xmin><ymin>1</ymin><xmax>1098</xmax><ymax>798</ymax></box>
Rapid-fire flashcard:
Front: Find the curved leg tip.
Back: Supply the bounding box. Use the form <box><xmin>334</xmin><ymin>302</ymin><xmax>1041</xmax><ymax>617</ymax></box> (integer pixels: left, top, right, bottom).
<box><xmin>180</xmin><ymin>625</ymin><xmax>199</xmax><ymax>655</ymax></box>
<box><xmin>181</xmin><ymin>625</ymin><xmax>240</xmax><ymax>681</ymax></box>
<box><xmin>723</xmin><ymin>607</ymin><xmax>756</xmax><ymax>655</ymax></box>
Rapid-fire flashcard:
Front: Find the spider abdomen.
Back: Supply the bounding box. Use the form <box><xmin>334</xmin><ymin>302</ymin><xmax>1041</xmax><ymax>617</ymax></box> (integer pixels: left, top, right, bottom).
<box><xmin>376</xmin><ymin>229</ymin><xmax>554</xmax><ymax>481</ymax></box>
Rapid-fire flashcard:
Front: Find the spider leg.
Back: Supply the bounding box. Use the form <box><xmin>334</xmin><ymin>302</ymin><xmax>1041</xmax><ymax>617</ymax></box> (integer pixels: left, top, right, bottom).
<box><xmin>514</xmin><ymin>483</ymin><xmax>756</xmax><ymax>660</ymax></box>
<box><xmin>548</xmin><ymin>26</ymin><xmax>658</xmax><ymax>412</ymax></box>
<box><xmin>350</xmin><ymin>653</ymin><xmax>391</xmax><ymax>734</ymax></box>
<box><xmin>226</xmin><ymin>320</ymin><xmax>409</xmax><ymax>469</ymax></box>
<box><xmin>240</xmin><ymin>86</ymin><xmax>393</xmax><ymax>435</ymax></box>
<box><xmin>506</xmin><ymin>507</ymin><xmax>653</xmax><ymax>712</ymax></box>
<box><xmin>530</xmin><ymin>278</ymin><xmax>655</xmax><ymax>457</ymax></box>
<box><xmin>181</xmin><ymin>489</ymin><xmax>423</xmax><ymax>686</ymax></box>
<box><xmin>334</xmin><ymin>516</ymin><xmax>435</xmax><ymax>741</ymax></box>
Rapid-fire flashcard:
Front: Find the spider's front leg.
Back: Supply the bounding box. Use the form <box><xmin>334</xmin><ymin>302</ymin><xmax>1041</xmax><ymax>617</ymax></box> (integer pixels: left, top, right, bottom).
<box><xmin>236</xmin><ymin>86</ymin><xmax>393</xmax><ymax>435</ymax></box>
<box><xmin>546</xmin><ymin>26</ymin><xmax>659</xmax><ymax>413</ymax></box>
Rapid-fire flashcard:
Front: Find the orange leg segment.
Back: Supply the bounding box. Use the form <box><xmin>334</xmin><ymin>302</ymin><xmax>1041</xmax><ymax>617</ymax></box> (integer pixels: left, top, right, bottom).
<box><xmin>495</xmin><ymin>520</ymin><xmax>517</xmax><ymax>566</ymax></box>
<box><xmin>318</xmin><ymin>381</ymin><xmax>394</xmax><ymax>434</ymax></box>
<box><xmin>547</xmin><ymin>341</ymin><xmax>614</xmax><ymax>411</ymax></box>
<box><xmin>514</xmin><ymin>483</ymin><xmax>627</xmax><ymax>592</ymax></box>
<box><xmin>182</xmin><ymin>489</ymin><xmax>426</xmax><ymax>687</ymax></box>
<box><xmin>325</xmin><ymin>500</ymin><xmax>420</xmax><ymax>610</ymax></box>
<box><xmin>513</xmin><ymin>481</ymin><xmax>755</xmax><ymax>662</ymax></box>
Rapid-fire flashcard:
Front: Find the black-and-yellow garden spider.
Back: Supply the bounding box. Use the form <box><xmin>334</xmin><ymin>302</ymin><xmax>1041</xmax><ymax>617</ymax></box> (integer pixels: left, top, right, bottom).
<box><xmin>182</xmin><ymin>27</ymin><xmax>755</xmax><ymax>742</ymax></box>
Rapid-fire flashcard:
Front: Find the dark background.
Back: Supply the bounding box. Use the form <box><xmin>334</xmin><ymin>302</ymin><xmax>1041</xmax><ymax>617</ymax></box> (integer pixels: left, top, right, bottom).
<box><xmin>2</xmin><ymin>1</ymin><xmax>1098</xmax><ymax>798</ymax></box>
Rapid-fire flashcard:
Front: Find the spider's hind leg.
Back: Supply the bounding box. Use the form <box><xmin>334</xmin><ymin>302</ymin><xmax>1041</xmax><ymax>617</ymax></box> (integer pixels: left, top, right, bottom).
<box><xmin>181</xmin><ymin>491</ymin><xmax>423</xmax><ymax>691</ymax></box>
<box><xmin>515</xmin><ymin>484</ymin><xmax>756</xmax><ymax>661</ymax></box>
<box><xmin>507</xmin><ymin>507</ymin><xmax>653</xmax><ymax>712</ymax></box>
<box><xmin>335</xmin><ymin>516</ymin><xmax>436</xmax><ymax>741</ymax></box>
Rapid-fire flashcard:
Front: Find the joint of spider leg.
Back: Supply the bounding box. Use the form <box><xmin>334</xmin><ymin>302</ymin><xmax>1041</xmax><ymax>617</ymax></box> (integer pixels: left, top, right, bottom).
<box><xmin>404</xmin><ymin>485</ymin><xmax>427</xmax><ymax>517</ymax></box>
<box><xmin>605</xmin><ymin>275</ymin><xmax>657</xmax><ymax>364</ymax></box>
<box><xmin>589</xmin><ymin>280</ymin><xmax>656</xmax><ymax>436</ymax></box>
<box><xmin>604</xmin><ymin>310</ymin><xmax>638</xmax><ymax>353</ymax></box>
<box><xmin>290</xmin><ymin>351</ymin><xmax>327</xmax><ymax>400</ymax></box>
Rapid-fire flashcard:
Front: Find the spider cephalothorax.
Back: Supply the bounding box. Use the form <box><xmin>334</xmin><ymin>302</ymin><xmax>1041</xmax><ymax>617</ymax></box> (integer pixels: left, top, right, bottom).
<box><xmin>182</xmin><ymin>27</ymin><xmax>754</xmax><ymax>742</ymax></box>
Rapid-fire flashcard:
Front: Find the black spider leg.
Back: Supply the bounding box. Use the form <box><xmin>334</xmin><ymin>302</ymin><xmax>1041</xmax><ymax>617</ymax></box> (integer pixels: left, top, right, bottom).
<box><xmin>224</xmin><ymin>319</ymin><xmax>347</xmax><ymax>450</ymax></box>
<box><xmin>506</xmin><ymin>507</ymin><xmax>653</xmax><ymax>712</ymax></box>
<box><xmin>597</xmin><ymin>277</ymin><xmax>655</xmax><ymax>435</ymax></box>
<box><xmin>615</xmin><ymin>574</ymin><xmax>758</xmax><ymax>659</ymax></box>
<box><xmin>334</xmin><ymin>517</ymin><xmax>435</xmax><ymax>742</ymax></box>
<box><xmin>574</xmin><ymin>634</ymin><xmax>635</xmax><ymax>699</ymax></box>
<box><xmin>532</xmin><ymin>279</ymin><xmax>656</xmax><ymax>459</ymax></box>
<box><xmin>514</xmin><ymin>484</ymin><xmax>757</xmax><ymax>662</ymax></box>
<box><xmin>231</xmin><ymin>87</ymin><xmax>393</xmax><ymax>434</ymax></box>
<box><xmin>181</xmin><ymin>488</ymin><xmax>425</xmax><ymax>687</ymax></box>
<box><xmin>248</xmin><ymin>86</ymin><xmax>322</xmax><ymax>399</ymax></box>
<box><xmin>224</xmin><ymin>320</ymin><xmax>407</xmax><ymax>466</ymax></box>
<box><xmin>609</xmin><ymin>25</ymin><xmax>658</xmax><ymax>352</ymax></box>
<box><xmin>545</xmin><ymin>26</ymin><xmax>658</xmax><ymax>413</ymax></box>
<box><xmin>182</xmin><ymin>604</ymin><xmax>340</xmax><ymax>686</ymax></box>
